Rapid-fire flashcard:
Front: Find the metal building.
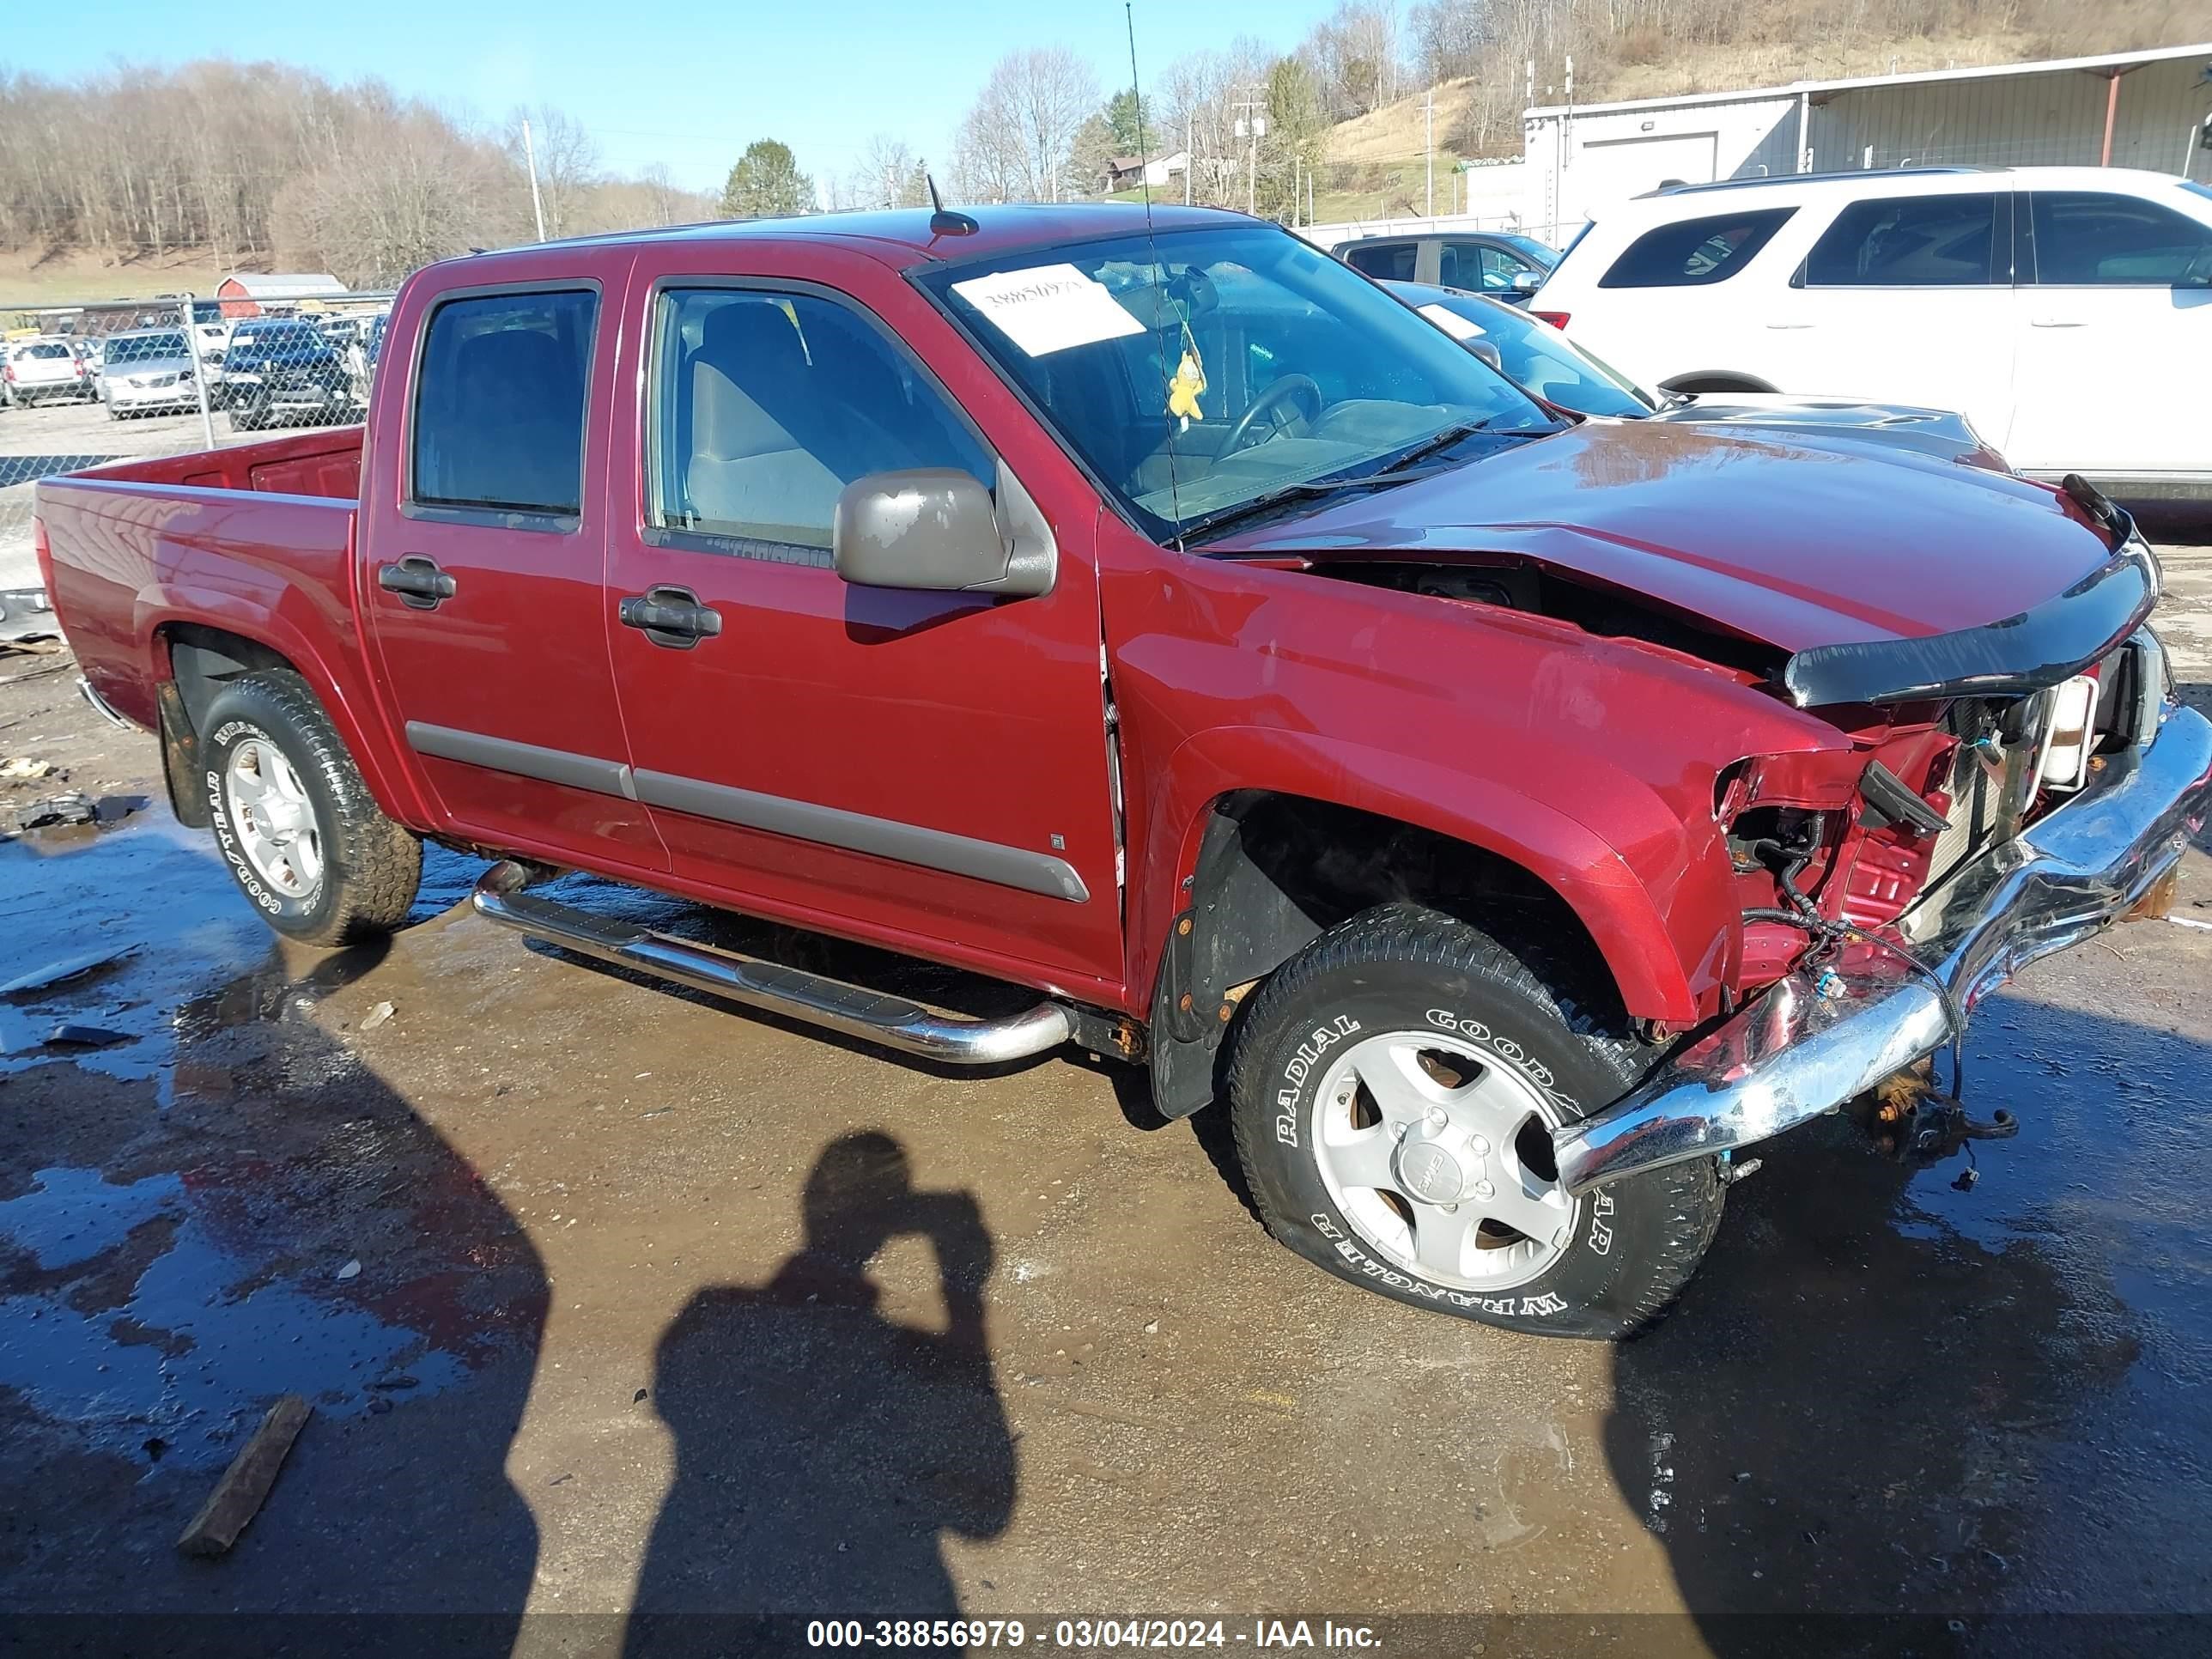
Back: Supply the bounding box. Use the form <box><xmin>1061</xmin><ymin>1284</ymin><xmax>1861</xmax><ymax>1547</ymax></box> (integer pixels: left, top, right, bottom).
<box><xmin>1523</xmin><ymin>42</ymin><xmax>2212</xmax><ymax>241</ymax></box>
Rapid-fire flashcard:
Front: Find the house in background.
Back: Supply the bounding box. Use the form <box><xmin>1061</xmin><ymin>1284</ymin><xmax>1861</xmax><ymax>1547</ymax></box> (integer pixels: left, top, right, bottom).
<box><xmin>1103</xmin><ymin>150</ymin><xmax>1190</xmax><ymax>192</ymax></box>
<box><xmin>216</xmin><ymin>272</ymin><xmax>346</xmax><ymax>319</ymax></box>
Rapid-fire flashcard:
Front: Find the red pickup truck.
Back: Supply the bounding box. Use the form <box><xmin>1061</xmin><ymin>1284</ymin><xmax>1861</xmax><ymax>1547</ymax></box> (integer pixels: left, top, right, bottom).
<box><xmin>36</xmin><ymin>205</ymin><xmax>2212</xmax><ymax>1338</ymax></box>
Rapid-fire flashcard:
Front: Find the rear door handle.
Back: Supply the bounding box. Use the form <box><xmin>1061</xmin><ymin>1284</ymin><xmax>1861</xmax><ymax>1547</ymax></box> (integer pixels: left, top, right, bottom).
<box><xmin>619</xmin><ymin>585</ymin><xmax>722</xmax><ymax>649</ymax></box>
<box><xmin>1764</xmin><ymin>321</ymin><xmax>1815</xmax><ymax>330</ymax></box>
<box><xmin>377</xmin><ymin>556</ymin><xmax>457</xmax><ymax>610</ymax></box>
<box><xmin>2030</xmin><ymin>317</ymin><xmax>2086</xmax><ymax>328</ymax></box>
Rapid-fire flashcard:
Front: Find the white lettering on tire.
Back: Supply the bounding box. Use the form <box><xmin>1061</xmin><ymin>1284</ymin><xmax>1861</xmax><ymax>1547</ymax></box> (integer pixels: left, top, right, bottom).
<box><xmin>1274</xmin><ymin>1015</ymin><xmax>1359</xmax><ymax>1148</ymax></box>
<box><xmin>206</xmin><ymin>720</ymin><xmax>294</xmax><ymax>918</ymax></box>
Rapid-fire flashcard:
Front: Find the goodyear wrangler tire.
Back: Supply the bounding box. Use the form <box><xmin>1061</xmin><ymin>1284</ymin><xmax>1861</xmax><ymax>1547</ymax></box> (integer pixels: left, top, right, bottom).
<box><xmin>1226</xmin><ymin>904</ymin><xmax>1724</xmax><ymax>1340</ymax></box>
<box><xmin>200</xmin><ymin>669</ymin><xmax>422</xmax><ymax>946</ymax></box>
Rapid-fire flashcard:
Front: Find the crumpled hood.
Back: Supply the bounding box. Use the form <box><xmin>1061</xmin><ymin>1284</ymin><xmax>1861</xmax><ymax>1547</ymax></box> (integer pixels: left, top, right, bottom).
<box><xmin>1212</xmin><ymin>419</ymin><xmax>2116</xmax><ymax>653</ymax></box>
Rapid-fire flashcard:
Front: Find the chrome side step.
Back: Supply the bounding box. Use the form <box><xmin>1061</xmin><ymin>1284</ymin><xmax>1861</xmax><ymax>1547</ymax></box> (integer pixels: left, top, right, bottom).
<box><xmin>470</xmin><ymin>861</ymin><xmax>1074</xmax><ymax>1066</ymax></box>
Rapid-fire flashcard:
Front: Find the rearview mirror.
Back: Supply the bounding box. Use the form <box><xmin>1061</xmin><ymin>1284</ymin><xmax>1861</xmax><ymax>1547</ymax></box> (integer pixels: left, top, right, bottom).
<box><xmin>1510</xmin><ymin>270</ymin><xmax>1544</xmax><ymax>295</ymax></box>
<box><xmin>1467</xmin><ymin>339</ymin><xmax>1504</xmax><ymax>372</ymax></box>
<box><xmin>832</xmin><ymin>466</ymin><xmax>1056</xmax><ymax>598</ymax></box>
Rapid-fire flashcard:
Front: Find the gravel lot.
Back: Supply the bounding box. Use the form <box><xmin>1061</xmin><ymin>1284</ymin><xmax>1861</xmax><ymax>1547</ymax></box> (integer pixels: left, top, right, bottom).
<box><xmin>2</xmin><ymin>394</ymin><xmax>2209</xmax><ymax>1653</ymax></box>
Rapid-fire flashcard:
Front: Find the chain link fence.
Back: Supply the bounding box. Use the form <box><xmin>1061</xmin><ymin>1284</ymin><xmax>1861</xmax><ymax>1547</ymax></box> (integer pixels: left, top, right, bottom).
<box><xmin>1</xmin><ymin>290</ymin><xmax>392</xmax><ymax>629</ymax></box>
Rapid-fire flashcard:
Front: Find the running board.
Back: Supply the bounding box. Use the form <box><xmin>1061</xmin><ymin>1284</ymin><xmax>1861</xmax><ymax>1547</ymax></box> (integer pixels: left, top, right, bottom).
<box><xmin>470</xmin><ymin>861</ymin><xmax>1074</xmax><ymax>1066</ymax></box>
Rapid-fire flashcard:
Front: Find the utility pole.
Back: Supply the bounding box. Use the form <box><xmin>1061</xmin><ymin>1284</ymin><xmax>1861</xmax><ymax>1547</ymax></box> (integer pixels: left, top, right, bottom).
<box><xmin>1185</xmin><ymin>112</ymin><xmax>1194</xmax><ymax>205</ymax></box>
<box><xmin>521</xmin><ymin>117</ymin><xmax>548</xmax><ymax>241</ymax></box>
<box><xmin>1425</xmin><ymin>89</ymin><xmax>1435</xmax><ymax>217</ymax></box>
<box><xmin>1232</xmin><ymin>95</ymin><xmax>1266</xmax><ymax>216</ymax></box>
<box><xmin>173</xmin><ymin>291</ymin><xmax>216</xmax><ymax>449</ymax></box>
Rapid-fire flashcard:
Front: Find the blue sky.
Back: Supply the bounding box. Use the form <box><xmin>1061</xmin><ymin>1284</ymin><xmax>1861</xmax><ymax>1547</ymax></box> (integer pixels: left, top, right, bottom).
<box><xmin>15</xmin><ymin>0</ymin><xmax>1333</xmax><ymax>192</ymax></box>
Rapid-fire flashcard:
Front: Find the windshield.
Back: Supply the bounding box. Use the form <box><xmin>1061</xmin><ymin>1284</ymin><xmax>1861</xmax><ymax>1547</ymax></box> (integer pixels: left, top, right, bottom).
<box><xmin>1495</xmin><ymin>233</ymin><xmax>1560</xmax><ymax>268</ymax></box>
<box><xmin>918</xmin><ymin>223</ymin><xmax>1558</xmax><ymax>544</ymax></box>
<box><xmin>18</xmin><ymin>341</ymin><xmax>70</xmax><ymax>361</ymax></box>
<box><xmin>1402</xmin><ymin>288</ymin><xmax>1654</xmax><ymax>418</ymax></box>
<box><xmin>106</xmin><ymin>332</ymin><xmax>187</xmax><ymax>364</ymax></box>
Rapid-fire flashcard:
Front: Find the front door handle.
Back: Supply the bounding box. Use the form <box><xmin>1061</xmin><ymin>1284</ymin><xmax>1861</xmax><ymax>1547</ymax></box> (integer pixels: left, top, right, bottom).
<box><xmin>619</xmin><ymin>585</ymin><xmax>723</xmax><ymax>649</ymax></box>
<box><xmin>378</xmin><ymin>556</ymin><xmax>457</xmax><ymax>610</ymax></box>
<box><xmin>2029</xmin><ymin>317</ymin><xmax>2086</xmax><ymax>328</ymax></box>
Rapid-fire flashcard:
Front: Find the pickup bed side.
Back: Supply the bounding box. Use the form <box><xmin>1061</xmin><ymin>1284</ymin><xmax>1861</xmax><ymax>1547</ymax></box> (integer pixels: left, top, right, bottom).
<box><xmin>36</xmin><ymin>427</ymin><xmax>428</xmax><ymax>829</ymax></box>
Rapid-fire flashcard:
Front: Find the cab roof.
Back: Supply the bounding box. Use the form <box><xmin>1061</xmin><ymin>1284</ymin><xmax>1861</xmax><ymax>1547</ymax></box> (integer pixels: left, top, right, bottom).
<box><xmin>528</xmin><ymin>202</ymin><xmax>1251</xmax><ymax>268</ymax></box>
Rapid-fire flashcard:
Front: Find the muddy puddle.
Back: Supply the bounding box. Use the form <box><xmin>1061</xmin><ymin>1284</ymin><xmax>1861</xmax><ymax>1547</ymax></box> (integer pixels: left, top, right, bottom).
<box><xmin>0</xmin><ymin>815</ymin><xmax>541</xmax><ymax>1473</ymax></box>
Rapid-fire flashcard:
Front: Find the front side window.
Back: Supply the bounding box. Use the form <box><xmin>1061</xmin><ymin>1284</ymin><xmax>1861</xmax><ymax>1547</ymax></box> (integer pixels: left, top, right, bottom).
<box><xmin>647</xmin><ymin>288</ymin><xmax>991</xmax><ymax>558</ymax></box>
<box><xmin>1599</xmin><ymin>207</ymin><xmax>1796</xmax><ymax>288</ymax></box>
<box><xmin>2028</xmin><ymin>191</ymin><xmax>2212</xmax><ymax>286</ymax></box>
<box><xmin>1802</xmin><ymin>193</ymin><xmax>2003</xmax><ymax>286</ymax></box>
<box><xmin>1345</xmin><ymin>242</ymin><xmax>1418</xmax><ymax>281</ymax></box>
<box><xmin>921</xmin><ymin>224</ymin><xmax>1556</xmax><ymax>544</ymax></box>
<box><xmin>410</xmin><ymin>289</ymin><xmax>598</xmax><ymax>519</ymax></box>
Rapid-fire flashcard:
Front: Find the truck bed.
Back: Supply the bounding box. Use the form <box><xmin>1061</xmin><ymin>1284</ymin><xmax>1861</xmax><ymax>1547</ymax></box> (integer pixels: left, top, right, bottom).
<box><xmin>34</xmin><ymin>427</ymin><xmax>368</xmax><ymax>733</ymax></box>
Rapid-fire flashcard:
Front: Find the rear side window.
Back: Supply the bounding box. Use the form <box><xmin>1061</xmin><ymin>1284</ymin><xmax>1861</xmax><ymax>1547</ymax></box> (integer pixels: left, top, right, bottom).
<box><xmin>1345</xmin><ymin>242</ymin><xmax>1418</xmax><ymax>281</ymax></box>
<box><xmin>1802</xmin><ymin>193</ymin><xmax>2003</xmax><ymax>286</ymax></box>
<box><xmin>2027</xmin><ymin>191</ymin><xmax>2212</xmax><ymax>285</ymax></box>
<box><xmin>410</xmin><ymin>288</ymin><xmax>598</xmax><ymax>520</ymax></box>
<box><xmin>1598</xmin><ymin>208</ymin><xmax>1796</xmax><ymax>288</ymax></box>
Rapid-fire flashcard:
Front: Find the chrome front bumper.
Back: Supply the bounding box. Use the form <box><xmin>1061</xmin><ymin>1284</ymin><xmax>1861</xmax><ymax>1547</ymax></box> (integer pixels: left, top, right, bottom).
<box><xmin>1553</xmin><ymin>697</ymin><xmax>2212</xmax><ymax>1195</ymax></box>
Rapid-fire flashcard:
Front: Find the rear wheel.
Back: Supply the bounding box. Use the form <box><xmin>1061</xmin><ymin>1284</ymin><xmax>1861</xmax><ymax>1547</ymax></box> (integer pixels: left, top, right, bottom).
<box><xmin>1225</xmin><ymin>904</ymin><xmax>1725</xmax><ymax>1340</ymax></box>
<box><xmin>200</xmin><ymin>669</ymin><xmax>422</xmax><ymax>945</ymax></box>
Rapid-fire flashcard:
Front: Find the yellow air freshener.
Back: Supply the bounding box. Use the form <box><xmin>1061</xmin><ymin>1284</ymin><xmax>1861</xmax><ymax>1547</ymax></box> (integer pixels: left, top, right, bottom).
<box><xmin>1168</xmin><ymin>349</ymin><xmax>1206</xmax><ymax>423</ymax></box>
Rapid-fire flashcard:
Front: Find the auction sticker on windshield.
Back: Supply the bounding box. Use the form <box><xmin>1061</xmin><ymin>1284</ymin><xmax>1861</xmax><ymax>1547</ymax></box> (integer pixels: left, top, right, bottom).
<box><xmin>951</xmin><ymin>264</ymin><xmax>1146</xmax><ymax>357</ymax></box>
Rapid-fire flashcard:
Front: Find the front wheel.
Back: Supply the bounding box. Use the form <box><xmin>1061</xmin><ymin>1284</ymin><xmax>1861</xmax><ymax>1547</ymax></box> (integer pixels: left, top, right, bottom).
<box><xmin>200</xmin><ymin>669</ymin><xmax>422</xmax><ymax>945</ymax></box>
<box><xmin>1225</xmin><ymin>905</ymin><xmax>1724</xmax><ymax>1340</ymax></box>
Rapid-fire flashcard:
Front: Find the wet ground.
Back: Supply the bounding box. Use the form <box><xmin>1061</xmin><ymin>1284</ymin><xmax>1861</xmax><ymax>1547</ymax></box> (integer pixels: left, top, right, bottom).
<box><xmin>0</xmin><ymin>545</ymin><xmax>2209</xmax><ymax>1656</ymax></box>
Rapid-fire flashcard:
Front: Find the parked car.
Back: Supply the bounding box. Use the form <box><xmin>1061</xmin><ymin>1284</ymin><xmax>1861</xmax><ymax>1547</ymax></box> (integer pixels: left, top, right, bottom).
<box><xmin>214</xmin><ymin>316</ymin><xmax>352</xmax><ymax>429</ymax></box>
<box><xmin>98</xmin><ymin>327</ymin><xmax>201</xmax><ymax>419</ymax></box>
<box><xmin>35</xmin><ymin>206</ymin><xmax>2210</xmax><ymax>1338</ymax></box>
<box><xmin>1388</xmin><ymin>279</ymin><xmax>2008</xmax><ymax>467</ymax></box>
<box><xmin>3</xmin><ymin>336</ymin><xmax>95</xmax><ymax>405</ymax></box>
<box><xmin>1336</xmin><ymin>228</ymin><xmax>1557</xmax><ymax>302</ymax></box>
<box><xmin>1530</xmin><ymin>166</ymin><xmax>2212</xmax><ymax>498</ymax></box>
<box><xmin>70</xmin><ymin>336</ymin><xmax>104</xmax><ymax>387</ymax></box>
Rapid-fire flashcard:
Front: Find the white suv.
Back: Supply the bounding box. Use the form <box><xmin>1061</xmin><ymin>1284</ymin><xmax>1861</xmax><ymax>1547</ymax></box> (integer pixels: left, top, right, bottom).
<box><xmin>1531</xmin><ymin>166</ymin><xmax>2212</xmax><ymax>498</ymax></box>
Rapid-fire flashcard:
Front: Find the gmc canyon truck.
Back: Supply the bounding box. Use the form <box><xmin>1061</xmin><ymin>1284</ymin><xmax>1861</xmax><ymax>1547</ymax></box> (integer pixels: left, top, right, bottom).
<box><xmin>35</xmin><ymin>206</ymin><xmax>2212</xmax><ymax>1338</ymax></box>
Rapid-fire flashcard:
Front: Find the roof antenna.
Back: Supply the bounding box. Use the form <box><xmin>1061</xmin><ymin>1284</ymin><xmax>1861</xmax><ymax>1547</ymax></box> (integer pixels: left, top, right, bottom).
<box><xmin>927</xmin><ymin>173</ymin><xmax>977</xmax><ymax>238</ymax></box>
<box><xmin>1126</xmin><ymin>0</ymin><xmax>1184</xmax><ymax>548</ymax></box>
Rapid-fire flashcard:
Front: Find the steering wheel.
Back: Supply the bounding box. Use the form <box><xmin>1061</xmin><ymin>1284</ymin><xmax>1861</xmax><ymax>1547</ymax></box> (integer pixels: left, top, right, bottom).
<box><xmin>1221</xmin><ymin>374</ymin><xmax>1323</xmax><ymax>457</ymax></box>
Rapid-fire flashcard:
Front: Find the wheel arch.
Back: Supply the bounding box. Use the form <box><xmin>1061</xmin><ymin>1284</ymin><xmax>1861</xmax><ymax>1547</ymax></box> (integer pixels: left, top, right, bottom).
<box><xmin>1144</xmin><ymin>778</ymin><xmax>1703</xmax><ymax>1121</ymax></box>
<box><xmin>150</xmin><ymin>618</ymin><xmax>422</xmax><ymax>830</ymax></box>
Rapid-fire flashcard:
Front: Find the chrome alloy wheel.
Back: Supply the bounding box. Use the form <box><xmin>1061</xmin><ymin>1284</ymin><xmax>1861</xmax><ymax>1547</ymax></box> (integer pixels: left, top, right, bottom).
<box><xmin>223</xmin><ymin>738</ymin><xmax>324</xmax><ymax>898</ymax></box>
<box><xmin>1310</xmin><ymin>1029</ymin><xmax>1577</xmax><ymax>1291</ymax></box>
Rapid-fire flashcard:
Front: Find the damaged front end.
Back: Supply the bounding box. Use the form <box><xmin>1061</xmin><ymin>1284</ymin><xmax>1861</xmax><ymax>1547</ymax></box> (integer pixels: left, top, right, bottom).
<box><xmin>1555</xmin><ymin>599</ymin><xmax>2211</xmax><ymax>1194</ymax></box>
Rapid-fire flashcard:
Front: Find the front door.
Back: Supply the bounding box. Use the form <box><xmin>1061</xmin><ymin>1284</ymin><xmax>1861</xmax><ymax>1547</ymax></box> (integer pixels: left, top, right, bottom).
<box><xmin>2008</xmin><ymin>187</ymin><xmax>2212</xmax><ymax>478</ymax></box>
<box><xmin>603</xmin><ymin>271</ymin><xmax>1123</xmax><ymax>994</ymax></box>
<box><xmin>365</xmin><ymin>278</ymin><xmax>667</xmax><ymax>873</ymax></box>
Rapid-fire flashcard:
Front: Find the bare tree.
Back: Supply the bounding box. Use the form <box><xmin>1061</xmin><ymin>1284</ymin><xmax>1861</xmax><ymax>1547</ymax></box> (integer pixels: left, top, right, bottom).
<box><xmin>846</xmin><ymin>135</ymin><xmax>932</xmax><ymax>210</ymax></box>
<box><xmin>950</xmin><ymin>47</ymin><xmax>1100</xmax><ymax>204</ymax></box>
<box><xmin>505</xmin><ymin>105</ymin><xmax>600</xmax><ymax>240</ymax></box>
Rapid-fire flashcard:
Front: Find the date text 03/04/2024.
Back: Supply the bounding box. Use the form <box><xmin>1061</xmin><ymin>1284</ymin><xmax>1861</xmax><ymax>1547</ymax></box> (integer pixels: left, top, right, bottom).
<box><xmin>804</xmin><ymin>1619</ymin><xmax>1382</xmax><ymax>1650</ymax></box>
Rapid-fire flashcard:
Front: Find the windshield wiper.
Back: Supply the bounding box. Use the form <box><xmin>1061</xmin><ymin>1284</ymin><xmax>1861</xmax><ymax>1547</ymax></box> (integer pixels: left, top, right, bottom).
<box><xmin>1182</xmin><ymin>419</ymin><xmax>1509</xmax><ymax>544</ymax></box>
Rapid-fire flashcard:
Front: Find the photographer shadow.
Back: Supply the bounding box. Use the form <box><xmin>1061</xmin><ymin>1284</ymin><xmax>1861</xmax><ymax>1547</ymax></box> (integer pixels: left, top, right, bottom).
<box><xmin>623</xmin><ymin>1132</ymin><xmax>1015</xmax><ymax>1654</ymax></box>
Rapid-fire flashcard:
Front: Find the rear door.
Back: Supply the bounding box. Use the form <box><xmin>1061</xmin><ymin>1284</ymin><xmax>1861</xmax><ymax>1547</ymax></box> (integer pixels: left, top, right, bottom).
<box><xmin>365</xmin><ymin>275</ymin><xmax>667</xmax><ymax>872</ymax></box>
<box><xmin>1342</xmin><ymin>240</ymin><xmax>1421</xmax><ymax>283</ymax></box>
<box><xmin>2008</xmin><ymin>186</ymin><xmax>2212</xmax><ymax>477</ymax></box>
<box><xmin>1763</xmin><ymin>189</ymin><xmax>2017</xmax><ymax>433</ymax></box>
<box><xmin>601</xmin><ymin>256</ymin><xmax>1123</xmax><ymax>993</ymax></box>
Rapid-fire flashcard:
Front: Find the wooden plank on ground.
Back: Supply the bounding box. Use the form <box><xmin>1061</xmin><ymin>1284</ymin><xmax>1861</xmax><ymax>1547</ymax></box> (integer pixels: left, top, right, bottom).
<box><xmin>176</xmin><ymin>1395</ymin><xmax>311</xmax><ymax>1558</ymax></box>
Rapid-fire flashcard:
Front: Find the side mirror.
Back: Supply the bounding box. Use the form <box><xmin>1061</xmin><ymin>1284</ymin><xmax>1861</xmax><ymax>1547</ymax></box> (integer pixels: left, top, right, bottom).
<box><xmin>1510</xmin><ymin>270</ymin><xmax>1544</xmax><ymax>295</ymax></box>
<box><xmin>1467</xmin><ymin>339</ymin><xmax>1504</xmax><ymax>372</ymax></box>
<box><xmin>832</xmin><ymin>465</ymin><xmax>1056</xmax><ymax>598</ymax></box>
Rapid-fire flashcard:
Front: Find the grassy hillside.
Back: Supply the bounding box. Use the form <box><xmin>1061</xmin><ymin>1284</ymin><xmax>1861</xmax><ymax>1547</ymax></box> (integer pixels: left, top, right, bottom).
<box><xmin>0</xmin><ymin>248</ymin><xmax>234</xmax><ymax>313</ymax></box>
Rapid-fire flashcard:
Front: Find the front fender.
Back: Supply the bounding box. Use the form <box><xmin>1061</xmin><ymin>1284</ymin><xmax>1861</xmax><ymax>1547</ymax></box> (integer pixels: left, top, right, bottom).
<box><xmin>1134</xmin><ymin>722</ymin><xmax>1736</xmax><ymax>1025</ymax></box>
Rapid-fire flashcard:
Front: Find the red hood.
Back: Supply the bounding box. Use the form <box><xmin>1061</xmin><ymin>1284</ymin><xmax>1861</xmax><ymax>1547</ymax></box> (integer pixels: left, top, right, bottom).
<box><xmin>1209</xmin><ymin>420</ymin><xmax>2116</xmax><ymax>653</ymax></box>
